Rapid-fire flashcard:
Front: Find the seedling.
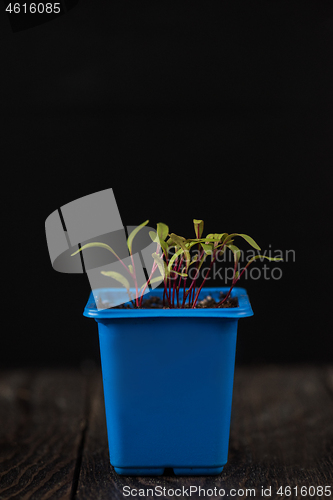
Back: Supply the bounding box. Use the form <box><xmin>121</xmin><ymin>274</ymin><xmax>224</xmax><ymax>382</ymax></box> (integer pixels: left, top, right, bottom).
<box><xmin>71</xmin><ymin>220</ymin><xmax>282</xmax><ymax>308</ymax></box>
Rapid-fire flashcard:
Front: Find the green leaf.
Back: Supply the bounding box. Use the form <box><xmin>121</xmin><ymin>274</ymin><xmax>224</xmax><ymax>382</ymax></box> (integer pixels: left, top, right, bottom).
<box><xmin>165</xmin><ymin>237</ymin><xmax>175</xmax><ymax>247</ymax></box>
<box><xmin>216</xmin><ymin>239</ymin><xmax>233</xmax><ymax>250</ymax></box>
<box><xmin>169</xmin><ymin>233</ymin><xmax>191</xmax><ymax>270</ymax></box>
<box><xmin>149</xmin><ymin>275</ymin><xmax>165</xmax><ymax>284</ymax></box>
<box><xmin>167</xmin><ymin>247</ymin><xmax>185</xmax><ymax>272</ymax></box>
<box><xmin>149</xmin><ymin>231</ymin><xmax>158</xmax><ymax>243</ymax></box>
<box><xmin>150</xmin><ymin>230</ymin><xmax>169</xmax><ymax>257</ymax></box>
<box><xmin>185</xmin><ymin>237</ymin><xmax>223</xmax><ymax>244</ymax></box>
<box><xmin>193</xmin><ymin>219</ymin><xmax>204</xmax><ymax>238</ymax></box>
<box><xmin>128</xmin><ymin>265</ymin><xmax>134</xmax><ymax>275</ymax></box>
<box><xmin>225</xmin><ymin>233</ymin><xmax>261</xmax><ymax>250</ymax></box>
<box><xmin>127</xmin><ymin>220</ymin><xmax>149</xmax><ymax>254</ymax></box>
<box><xmin>71</xmin><ymin>242</ymin><xmax>120</xmax><ymax>260</ymax></box>
<box><xmin>184</xmin><ymin>242</ymin><xmax>193</xmax><ymax>248</ymax></box>
<box><xmin>227</xmin><ymin>244</ymin><xmax>241</xmax><ymax>267</ymax></box>
<box><xmin>206</xmin><ymin>233</ymin><xmax>226</xmax><ymax>241</ymax></box>
<box><xmin>211</xmin><ymin>233</ymin><xmax>227</xmax><ymax>247</ymax></box>
<box><xmin>168</xmin><ymin>270</ymin><xmax>188</xmax><ymax>281</ymax></box>
<box><xmin>189</xmin><ymin>254</ymin><xmax>199</xmax><ymax>266</ymax></box>
<box><xmin>239</xmin><ymin>254</ymin><xmax>283</xmax><ymax>281</ymax></box>
<box><xmin>247</xmin><ymin>255</ymin><xmax>283</xmax><ymax>266</ymax></box>
<box><xmin>140</xmin><ymin>276</ymin><xmax>164</xmax><ymax>290</ymax></box>
<box><xmin>100</xmin><ymin>271</ymin><xmax>130</xmax><ymax>292</ymax></box>
<box><xmin>166</xmin><ymin>234</ymin><xmax>186</xmax><ymax>246</ymax></box>
<box><xmin>239</xmin><ymin>234</ymin><xmax>261</xmax><ymax>250</ymax></box>
<box><xmin>200</xmin><ymin>242</ymin><xmax>214</xmax><ymax>255</ymax></box>
<box><xmin>158</xmin><ymin>239</ymin><xmax>168</xmax><ymax>256</ymax></box>
<box><xmin>197</xmin><ymin>253</ymin><xmax>208</xmax><ymax>273</ymax></box>
<box><xmin>152</xmin><ymin>252</ymin><xmax>168</xmax><ymax>279</ymax></box>
<box><xmin>157</xmin><ymin>223</ymin><xmax>169</xmax><ymax>241</ymax></box>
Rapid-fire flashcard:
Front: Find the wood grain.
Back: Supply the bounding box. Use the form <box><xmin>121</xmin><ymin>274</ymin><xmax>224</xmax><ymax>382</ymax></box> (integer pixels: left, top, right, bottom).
<box><xmin>225</xmin><ymin>365</ymin><xmax>333</xmax><ymax>495</ymax></box>
<box><xmin>0</xmin><ymin>370</ymin><xmax>86</xmax><ymax>500</ymax></box>
<box><xmin>1</xmin><ymin>366</ymin><xmax>332</xmax><ymax>500</ymax></box>
<box><xmin>75</xmin><ymin>365</ymin><xmax>333</xmax><ymax>499</ymax></box>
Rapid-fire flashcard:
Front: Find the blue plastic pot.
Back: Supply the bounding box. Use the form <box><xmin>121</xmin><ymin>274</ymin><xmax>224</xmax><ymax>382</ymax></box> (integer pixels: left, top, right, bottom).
<box><xmin>84</xmin><ymin>287</ymin><xmax>253</xmax><ymax>476</ymax></box>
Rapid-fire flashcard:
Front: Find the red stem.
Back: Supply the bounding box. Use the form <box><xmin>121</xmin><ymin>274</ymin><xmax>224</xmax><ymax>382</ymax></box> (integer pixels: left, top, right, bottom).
<box><xmin>192</xmin><ymin>255</ymin><xmax>216</xmax><ymax>308</ymax></box>
<box><xmin>139</xmin><ymin>262</ymin><xmax>158</xmax><ymax>307</ymax></box>
<box><xmin>182</xmin><ymin>276</ymin><xmax>187</xmax><ymax>307</ymax></box>
<box><xmin>164</xmin><ymin>278</ymin><xmax>172</xmax><ymax>307</ymax></box>
<box><xmin>139</xmin><ymin>243</ymin><xmax>162</xmax><ymax>307</ymax></box>
<box><xmin>172</xmin><ymin>272</ymin><xmax>177</xmax><ymax>307</ymax></box>
<box><xmin>191</xmin><ymin>235</ymin><xmax>201</xmax><ymax>307</ymax></box>
<box><xmin>159</xmin><ymin>247</ymin><xmax>170</xmax><ymax>307</ymax></box>
<box><xmin>130</xmin><ymin>253</ymin><xmax>140</xmax><ymax>307</ymax></box>
<box><xmin>217</xmin><ymin>259</ymin><xmax>250</xmax><ymax>306</ymax></box>
<box><xmin>175</xmin><ymin>256</ymin><xmax>184</xmax><ymax>308</ymax></box>
<box><xmin>183</xmin><ymin>249</ymin><xmax>205</xmax><ymax>304</ymax></box>
<box><xmin>171</xmin><ymin>257</ymin><xmax>179</xmax><ymax>307</ymax></box>
<box><xmin>119</xmin><ymin>258</ymin><xmax>133</xmax><ymax>277</ymax></box>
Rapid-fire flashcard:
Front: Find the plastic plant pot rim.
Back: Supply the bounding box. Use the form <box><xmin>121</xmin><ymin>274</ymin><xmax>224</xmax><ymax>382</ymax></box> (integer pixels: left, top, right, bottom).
<box><xmin>83</xmin><ymin>286</ymin><xmax>254</xmax><ymax>319</ymax></box>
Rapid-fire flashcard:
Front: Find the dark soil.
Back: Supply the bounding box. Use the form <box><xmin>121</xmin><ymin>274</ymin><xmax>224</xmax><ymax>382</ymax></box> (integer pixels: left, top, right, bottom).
<box><xmin>102</xmin><ymin>292</ymin><xmax>238</xmax><ymax>310</ymax></box>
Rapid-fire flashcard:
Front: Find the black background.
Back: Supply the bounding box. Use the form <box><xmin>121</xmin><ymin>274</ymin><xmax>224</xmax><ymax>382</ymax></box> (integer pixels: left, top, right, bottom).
<box><xmin>1</xmin><ymin>0</ymin><xmax>332</xmax><ymax>368</ymax></box>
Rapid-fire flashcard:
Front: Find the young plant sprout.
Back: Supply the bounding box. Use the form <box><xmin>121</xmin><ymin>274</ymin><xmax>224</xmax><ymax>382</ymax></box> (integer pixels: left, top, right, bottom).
<box><xmin>71</xmin><ymin>220</ymin><xmax>282</xmax><ymax>308</ymax></box>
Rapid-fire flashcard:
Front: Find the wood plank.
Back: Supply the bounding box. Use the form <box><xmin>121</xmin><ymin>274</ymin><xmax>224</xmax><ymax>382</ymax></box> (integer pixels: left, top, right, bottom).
<box><xmin>225</xmin><ymin>365</ymin><xmax>333</xmax><ymax>494</ymax></box>
<box><xmin>0</xmin><ymin>370</ymin><xmax>86</xmax><ymax>500</ymax></box>
<box><xmin>325</xmin><ymin>366</ymin><xmax>333</xmax><ymax>395</ymax></box>
<box><xmin>75</xmin><ymin>365</ymin><xmax>333</xmax><ymax>499</ymax></box>
<box><xmin>74</xmin><ymin>370</ymin><xmax>118</xmax><ymax>500</ymax></box>
<box><xmin>0</xmin><ymin>370</ymin><xmax>32</xmax><ymax>449</ymax></box>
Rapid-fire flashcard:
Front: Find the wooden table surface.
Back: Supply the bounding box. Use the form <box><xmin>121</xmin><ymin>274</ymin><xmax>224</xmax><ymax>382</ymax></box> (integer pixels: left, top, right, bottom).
<box><xmin>0</xmin><ymin>365</ymin><xmax>332</xmax><ymax>500</ymax></box>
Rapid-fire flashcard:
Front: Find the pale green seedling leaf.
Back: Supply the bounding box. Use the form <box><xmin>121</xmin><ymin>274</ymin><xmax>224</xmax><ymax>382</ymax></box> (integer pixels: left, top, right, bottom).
<box><xmin>161</xmin><ymin>241</ymin><xmax>169</xmax><ymax>258</ymax></box>
<box><xmin>208</xmin><ymin>233</ymin><xmax>227</xmax><ymax>248</ymax></box>
<box><xmin>193</xmin><ymin>219</ymin><xmax>204</xmax><ymax>238</ymax></box>
<box><xmin>169</xmin><ymin>233</ymin><xmax>191</xmax><ymax>270</ymax></box>
<box><xmin>216</xmin><ymin>238</ymin><xmax>233</xmax><ymax>251</ymax></box>
<box><xmin>206</xmin><ymin>233</ymin><xmax>226</xmax><ymax>242</ymax></box>
<box><xmin>152</xmin><ymin>252</ymin><xmax>168</xmax><ymax>279</ymax></box>
<box><xmin>247</xmin><ymin>255</ymin><xmax>283</xmax><ymax>265</ymax></box>
<box><xmin>168</xmin><ymin>247</ymin><xmax>185</xmax><ymax>272</ymax></box>
<box><xmin>186</xmin><ymin>237</ymin><xmax>223</xmax><ymax>243</ymax></box>
<box><xmin>71</xmin><ymin>242</ymin><xmax>120</xmax><ymax>260</ymax></box>
<box><xmin>174</xmin><ymin>271</ymin><xmax>188</xmax><ymax>277</ymax></box>
<box><xmin>227</xmin><ymin>244</ymin><xmax>241</xmax><ymax>267</ymax></box>
<box><xmin>224</xmin><ymin>233</ymin><xmax>261</xmax><ymax>250</ymax></box>
<box><xmin>149</xmin><ymin>231</ymin><xmax>168</xmax><ymax>256</ymax></box>
<box><xmin>238</xmin><ymin>234</ymin><xmax>261</xmax><ymax>250</ymax></box>
<box><xmin>165</xmin><ymin>237</ymin><xmax>175</xmax><ymax>247</ymax></box>
<box><xmin>157</xmin><ymin>223</ymin><xmax>169</xmax><ymax>241</ymax></box>
<box><xmin>140</xmin><ymin>276</ymin><xmax>164</xmax><ymax>290</ymax></box>
<box><xmin>200</xmin><ymin>242</ymin><xmax>214</xmax><ymax>255</ymax></box>
<box><xmin>185</xmin><ymin>241</ymin><xmax>198</xmax><ymax>248</ymax></box>
<box><xmin>149</xmin><ymin>231</ymin><xmax>158</xmax><ymax>243</ymax></box>
<box><xmin>189</xmin><ymin>254</ymin><xmax>199</xmax><ymax>266</ymax></box>
<box><xmin>100</xmin><ymin>271</ymin><xmax>130</xmax><ymax>292</ymax></box>
<box><xmin>127</xmin><ymin>220</ymin><xmax>149</xmax><ymax>254</ymax></box>
<box><xmin>167</xmin><ymin>234</ymin><xmax>186</xmax><ymax>246</ymax></box>
<box><xmin>196</xmin><ymin>252</ymin><xmax>208</xmax><ymax>272</ymax></box>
